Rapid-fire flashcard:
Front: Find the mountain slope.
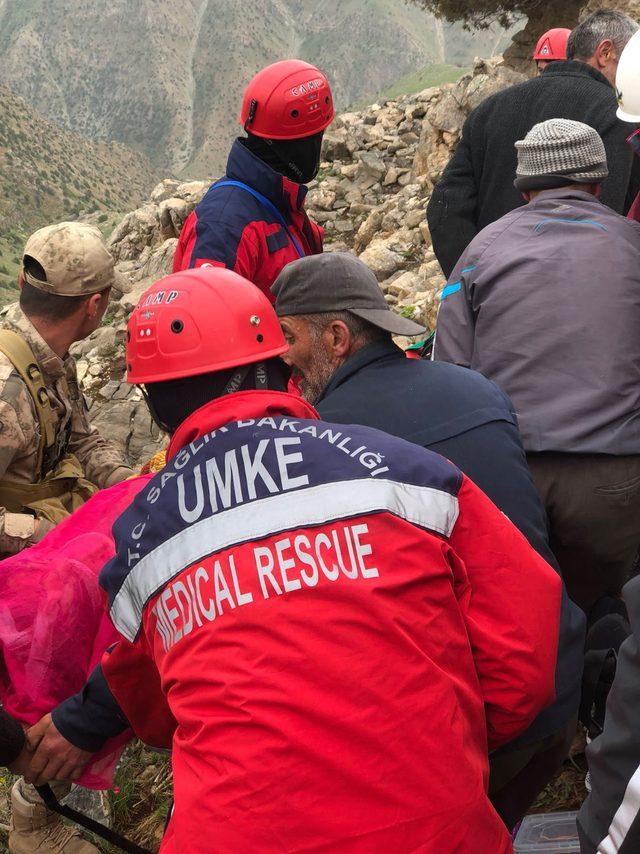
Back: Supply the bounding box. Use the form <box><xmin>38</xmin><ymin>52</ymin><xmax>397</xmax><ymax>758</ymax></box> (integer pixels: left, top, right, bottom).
<box><xmin>0</xmin><ymin>1</ymin><xmax>513</xmax><ymax>176</ymax></box>
<box><xmin>0</xmin><ymin>84</ymin><xmax>156</xmax><ymax>303</ymax></box>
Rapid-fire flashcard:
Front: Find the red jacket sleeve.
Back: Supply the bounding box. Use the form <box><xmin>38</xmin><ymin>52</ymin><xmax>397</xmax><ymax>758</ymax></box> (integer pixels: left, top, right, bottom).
<box><xmin>101</xmin><ymin>638</ymin><xmax>176</xmax><ymax>750</ymax></box>
<box><xmin>449</xmin><ymin>475</ymin><xmax>562</xmax><ymax>750</ymax></box>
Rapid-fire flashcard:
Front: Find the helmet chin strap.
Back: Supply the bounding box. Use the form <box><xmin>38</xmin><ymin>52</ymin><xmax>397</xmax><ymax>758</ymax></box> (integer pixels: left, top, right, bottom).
<box><xmin>223</xmin><ymin>362</ymin><xmax>269</xmax><ymax>395</ymax></box>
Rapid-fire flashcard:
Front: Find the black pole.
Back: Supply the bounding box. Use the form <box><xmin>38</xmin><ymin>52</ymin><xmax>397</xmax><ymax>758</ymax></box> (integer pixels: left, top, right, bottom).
<box><xmin>36</xmin><ymin>784</ymin><xmax>152</xmax><ymax>854</ymax></box>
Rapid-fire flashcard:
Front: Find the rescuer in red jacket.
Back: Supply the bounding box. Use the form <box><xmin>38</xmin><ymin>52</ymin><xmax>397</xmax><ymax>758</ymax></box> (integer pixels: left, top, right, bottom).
<box><xmin>532</xmin><ymin>28</ymin><xmax>571</xmax><ymax>73</ymax></box>
<box><xmin>26</xmin><ymin>268</ymin><xmax>562</xmax><ymax>853</ymax></box>
<box><xmin>173</xmin><ymin>60</ymin><xmax>333</xmax><ymax>300</ymax></box>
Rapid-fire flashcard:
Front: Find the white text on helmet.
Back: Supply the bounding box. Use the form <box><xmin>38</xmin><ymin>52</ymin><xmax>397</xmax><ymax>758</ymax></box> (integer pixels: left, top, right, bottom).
<box><xmin>290</xmin><ymin>79</ymin><xmax>324</xmax><ymax>97</ymax></box>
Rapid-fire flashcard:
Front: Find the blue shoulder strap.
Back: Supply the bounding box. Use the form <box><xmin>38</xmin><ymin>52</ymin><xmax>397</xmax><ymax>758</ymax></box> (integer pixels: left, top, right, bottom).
<box><xmin>215</xmin><ymin>180</ymin><xmax>306</xmax><ymax>259</ymax></box>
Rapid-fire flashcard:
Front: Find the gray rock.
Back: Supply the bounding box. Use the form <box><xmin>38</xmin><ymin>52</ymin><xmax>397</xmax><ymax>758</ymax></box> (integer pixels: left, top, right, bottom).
<box><xmin>405</xmin><ymin>210</ymin><xmax>425</xmax><ymax>229</ymax></box>
<box><xmin>150</xmin><ymin>179</ymin><xmax>181</xmax><ymax>203</ymax></box>
<box><xmin>354</xmin><ymin>209</ymin><xmax>384</xmax><ymax>253</ymax></box>
<box><xmin>358</xmin><ymin>151</ymin><xmax>386</xmax><ymax>181</ymax></box>
<box><xmin>310</xmin><ymin>188</ymin><xmax>337</xmax><ymax>211</ymax></box>
<box><xmin>158</xmin><ymin>197</ymin><xmax>190</xmax><ymax>239</ymax></box>
<box><xmin>323</xmin><ymin>130</ymin><xmax>357</xmax><ymax>161</ymax></box>
<box><xmin>358</xmin><ymin>241</ymin><xmax>403</xmax><ymax>281</ymax></box>
<box><xmin>427</xmin><ymin>93</ymin><xmax>466</xmax><ymax>135</ymax></box>
<box><xmin>383</xmin><ymin>167</ymin><xmax>399</xmax><ymax>186</ymax></box>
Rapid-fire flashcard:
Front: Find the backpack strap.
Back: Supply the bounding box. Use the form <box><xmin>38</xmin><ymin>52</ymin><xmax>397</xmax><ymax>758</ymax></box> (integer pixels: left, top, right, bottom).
<box><xmin>0</xmin><ymin>329</ymin><xmax>56</xmax><ymax>475</ymax></box>
<box><xmin>215</xmin><ymin>180</ymin><xmax>306</xmax><ymax>258</ymax></box>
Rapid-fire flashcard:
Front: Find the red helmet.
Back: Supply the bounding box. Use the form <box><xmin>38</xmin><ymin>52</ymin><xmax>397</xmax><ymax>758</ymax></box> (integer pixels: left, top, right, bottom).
<box><xmin>126</xmin><ymin>267</ymin><xmax>288</xmax><ymax>385</ymax></box>
<box><xmin>533</xmin><ymin>28</ymin><xmax>571</xmax><ymax>62</ymax></box>
<box><xmin>239</xmin><ymin>59</ymin><xmax>334</xmax><ymax>140</ymax></box>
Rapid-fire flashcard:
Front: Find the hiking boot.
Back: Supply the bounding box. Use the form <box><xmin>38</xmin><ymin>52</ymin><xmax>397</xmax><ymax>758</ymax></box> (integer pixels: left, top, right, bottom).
<box><xmin>8</xmin><ymin>780</ymin><xmax>99</xmax><ymax>853</ymax></box>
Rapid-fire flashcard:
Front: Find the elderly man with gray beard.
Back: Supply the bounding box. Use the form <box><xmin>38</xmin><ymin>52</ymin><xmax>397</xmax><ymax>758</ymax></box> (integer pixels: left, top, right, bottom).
<box><xmin>272</xmin><ymin>250</ymin><xmax>584</xmax><ymax>830</ymax></box>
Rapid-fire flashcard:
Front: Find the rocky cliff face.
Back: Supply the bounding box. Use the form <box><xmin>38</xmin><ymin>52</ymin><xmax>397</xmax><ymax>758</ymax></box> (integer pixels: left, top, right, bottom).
<box><xmin>64</xmin><ymin>58</ymin><xmax>525</xmax><ymax>468</ymax></box>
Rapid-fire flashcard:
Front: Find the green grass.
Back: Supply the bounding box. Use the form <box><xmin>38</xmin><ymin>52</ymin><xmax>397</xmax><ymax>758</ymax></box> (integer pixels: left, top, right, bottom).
<box><xmin>104</xmin><ymin>744</ymin><xmax>172</xmax><ymax>852</ymax></box>
<box><xmin>378</xmin><ymin>63</ymin><xmax>470</xmax><ymax>101</ymax></box>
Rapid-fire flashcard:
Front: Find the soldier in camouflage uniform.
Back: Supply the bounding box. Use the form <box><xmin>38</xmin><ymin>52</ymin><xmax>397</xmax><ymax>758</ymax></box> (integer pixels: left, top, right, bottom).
<box><xmin>0</xmin><ymin>222</ymin><xmax>133</xmax><ymax>561</ymax></box>
<box><xmin>0</xmin><ymin>222</ymin><xmax>134</xmax><ymax>854</ymax></box>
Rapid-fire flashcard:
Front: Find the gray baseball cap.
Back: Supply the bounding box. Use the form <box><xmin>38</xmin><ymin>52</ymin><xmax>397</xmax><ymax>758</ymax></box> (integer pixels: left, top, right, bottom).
<box><xmin>272</xmin><ymin>252</ymin><xmax>425</xmax><ymax>336</ymax></box>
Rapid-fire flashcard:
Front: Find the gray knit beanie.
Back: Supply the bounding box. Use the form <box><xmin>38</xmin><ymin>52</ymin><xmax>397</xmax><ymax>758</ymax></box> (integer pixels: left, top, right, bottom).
<box><xmin>514</xmin><ymin>119</ymin><xmax>609</xmax><ymax>192</ymax></box>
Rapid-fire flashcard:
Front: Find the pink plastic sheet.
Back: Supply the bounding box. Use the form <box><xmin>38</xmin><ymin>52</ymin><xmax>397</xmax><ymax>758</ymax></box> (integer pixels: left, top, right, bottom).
<box><xmin>0</xmin><ymin>475</ymin><xmax>151</xmax><ymax>788</ymax></box>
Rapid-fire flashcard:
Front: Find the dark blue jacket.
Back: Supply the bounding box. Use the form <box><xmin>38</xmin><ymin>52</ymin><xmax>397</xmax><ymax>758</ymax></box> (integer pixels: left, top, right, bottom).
<box><xmin>316</xmin><ymin>340</ymin><xmax>585</xmax><ymax>744</ymax></box>
<box><xmin>173</xmin><ymin>140</ymin><xmax>323</xmax><ymax>300</ymax></box>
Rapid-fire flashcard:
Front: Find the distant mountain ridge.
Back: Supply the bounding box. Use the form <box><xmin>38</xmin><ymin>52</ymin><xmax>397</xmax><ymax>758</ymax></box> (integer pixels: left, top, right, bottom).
<box><xmin>0</xmin><ymin>84</ymin><xmax>156</xmax><ymax>303</ymax></box>
<box><xmin>0</xmin><ymin>0</ymin><xmax>513</xmax><ymax>177</ymax></box>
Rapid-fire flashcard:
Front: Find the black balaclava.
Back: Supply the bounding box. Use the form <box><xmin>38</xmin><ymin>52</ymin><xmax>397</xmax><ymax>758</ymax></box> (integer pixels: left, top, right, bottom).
<box><xmin>143</xmin><ymin>357</ymin><xmax>291</xmax><ymax>434</ymax></box>
<box><xmin>243</xmin><ymin>131</ymin><xmax>323</xmax><ymax>184</ymax></box>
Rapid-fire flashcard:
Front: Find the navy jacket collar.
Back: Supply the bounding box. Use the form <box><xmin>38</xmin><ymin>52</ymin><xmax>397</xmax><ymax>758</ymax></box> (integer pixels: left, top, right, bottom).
<box><xmin>318</xmin><ymin>341</ymin><xmax>404</xmax><ymax>404</ymax></box>
<box><xmin>226</xmin><ymin>138</ymin><xmax>308</xmax><ymax>214</ymax></box>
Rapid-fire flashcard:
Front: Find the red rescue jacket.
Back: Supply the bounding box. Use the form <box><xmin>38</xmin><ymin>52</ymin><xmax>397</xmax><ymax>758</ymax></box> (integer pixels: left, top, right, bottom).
<box><xmin>100</xmin><ymin>391</ymin><xmax>561</xmax><ymax>853</ymax></box>
<box><xmin>173</xmin><ymin>140</ymin><xmax>323</xmax><ymax>301</ymax></box>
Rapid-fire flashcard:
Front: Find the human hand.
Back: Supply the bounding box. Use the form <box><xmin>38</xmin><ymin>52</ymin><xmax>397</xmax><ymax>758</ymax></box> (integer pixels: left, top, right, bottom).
<box><xmin>24</xmin><ymin>714</ymin><xmax>93</xmax><ymax>786</ymax></box>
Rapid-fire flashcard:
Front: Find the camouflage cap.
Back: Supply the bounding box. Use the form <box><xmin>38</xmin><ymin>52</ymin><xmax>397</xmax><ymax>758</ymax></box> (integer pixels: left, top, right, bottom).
<box><xmin>22</xmin><ymin>222</ymin><xmax>115</xmax><ymax>297</ymax></box>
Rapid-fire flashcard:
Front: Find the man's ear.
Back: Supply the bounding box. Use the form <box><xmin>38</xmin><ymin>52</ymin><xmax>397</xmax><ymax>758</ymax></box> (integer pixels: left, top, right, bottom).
<box><xmin>326</xmin><ymin>320</ymin><xmax>352</xmax><ymax>358</ymax></box>
<box><xmin>521</xmin><ymin>191</ymin><xmax>532</xmax><ymax>202</ymax></box>
<box><xmin>85</xmin><ymin>292</ymin><xmax>103</xmax><ymax>320</ymax></box>
<box><xmin>85</xmin><ymin>288</ymin><xmax>111</xmax><ymax>320</ymax></box>
<box><xmin>594</xmin><ymin>38</ymin><xmax>615</xmax><ymax>68</ymax></box>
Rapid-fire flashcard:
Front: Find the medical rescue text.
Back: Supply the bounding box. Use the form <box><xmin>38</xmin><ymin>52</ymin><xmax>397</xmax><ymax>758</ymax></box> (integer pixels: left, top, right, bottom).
<box><xmin>137</xmin><ymin>418</ymin><xmax>388</xmax><ymax>652</ymax></box>
<box><xmin>151</xmin><ymin>521</ymin><xmax>377</xmax><ymax>652</ymax></box>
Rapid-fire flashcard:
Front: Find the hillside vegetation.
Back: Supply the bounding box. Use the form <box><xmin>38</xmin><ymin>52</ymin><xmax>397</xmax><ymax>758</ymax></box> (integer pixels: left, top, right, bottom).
<box><xmin>0</xmin><ymin>85</ymin><xmax>155</xmax><ymax>304</ymax></box>
<box><xmin>378</xmin><ymin>63</ymin><xmax>470</xmax><ymax>100</ymax></box>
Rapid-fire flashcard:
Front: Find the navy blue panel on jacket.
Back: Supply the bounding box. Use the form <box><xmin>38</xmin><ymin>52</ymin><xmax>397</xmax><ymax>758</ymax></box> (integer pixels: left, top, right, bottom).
<box><xmin>316</xmin><ymin>340</ymin><xmax>585</xmax><ymax>744</ymax></box>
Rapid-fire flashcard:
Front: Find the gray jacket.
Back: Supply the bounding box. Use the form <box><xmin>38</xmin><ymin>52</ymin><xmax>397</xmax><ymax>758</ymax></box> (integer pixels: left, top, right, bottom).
<box><xmin>578</xmin><ymin>575</ymin><xmax>640</xmax><ymax>853</ymax></box>
<box><xmin>433</xmin><ymin>189</ymin><xmax>640</xmax><ymax>455</ymax></box>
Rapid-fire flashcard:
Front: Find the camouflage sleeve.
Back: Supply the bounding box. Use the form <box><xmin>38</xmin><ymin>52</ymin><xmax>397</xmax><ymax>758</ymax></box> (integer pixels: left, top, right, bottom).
<box><xmin>0</xmin><ymin>375</ymin><xmax>40</xmax><ymax>553</ymax></box>
<box><xmin>0</xmin><ymin>397</ymin><xmax>26</xmax><ymax>481</ymax></box>
<box><xmin>67</xmin><ymin>393</ymin><xmax>133</xmax><ymax>488</ymax></box>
